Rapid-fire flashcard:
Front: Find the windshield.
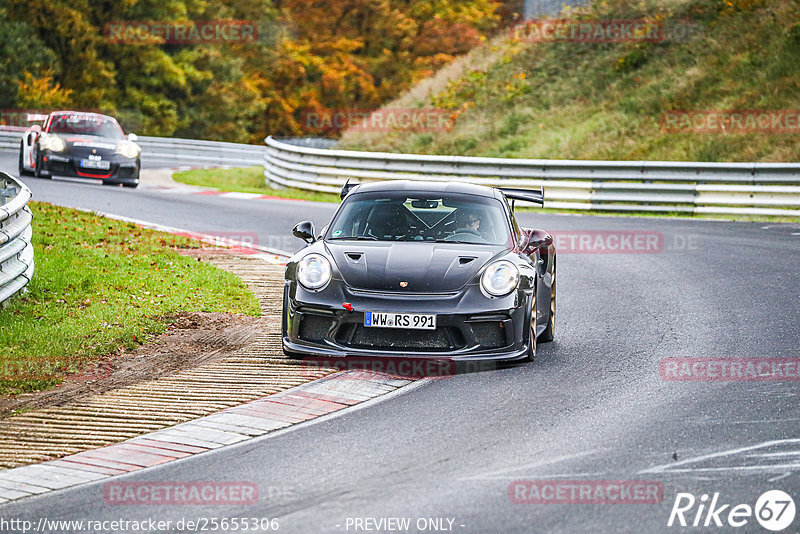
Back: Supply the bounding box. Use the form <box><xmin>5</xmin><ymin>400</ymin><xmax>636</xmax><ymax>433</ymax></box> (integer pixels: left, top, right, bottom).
<box><xmin>326</xmin><ymin>191</ymin><xmax>511</xmax><ymax>245</ymax></box>
<box><xmin>48</xmin><ymin>113</ymin><xmax>124</xmax><ymax>139</ymax></box>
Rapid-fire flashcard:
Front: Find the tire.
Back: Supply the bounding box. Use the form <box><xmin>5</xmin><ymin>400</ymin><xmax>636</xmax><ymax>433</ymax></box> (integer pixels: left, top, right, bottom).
<box><xmin>523</xmin><ymin>292</ymin><xmax>537</xmax><ymax>362</ymax></box>
<box><xmin>122</xmin><ymin>181</ymin><xmax>138</xmax><ymax>189</ymax></box>
<box><xmin>18</xmin><ymin>145</ymin><xmax>28</xmax><ymax>176</ymax></box>
<box><xmin>34</xmin><ymin>150</ymin><xmax>52</xmax><ymax>179</ymax></box>
<box><xmin>34</xmin><ymin>151</ymin><xmax>42</xmax><ymax>178</ymax></box>
<box><xmin>538</xmin><ymin>260</ymin><xmax>556</xmax><ymax>343</ymax></box>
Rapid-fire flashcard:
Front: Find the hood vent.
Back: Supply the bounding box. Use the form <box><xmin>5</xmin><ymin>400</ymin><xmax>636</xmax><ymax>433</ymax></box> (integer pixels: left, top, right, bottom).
<box><xmin>458</xmin><ymin>256</ymin><xmax>476</xmax><ymax>266</ymax></box>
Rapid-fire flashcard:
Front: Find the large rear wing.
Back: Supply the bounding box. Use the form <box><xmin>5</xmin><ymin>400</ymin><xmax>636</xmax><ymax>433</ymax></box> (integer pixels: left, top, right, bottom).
<box><xmin>499</xmin><ymin>187</ymin><xmax>544</xmax><ymax>209</ymax></box>
<box><xmin>341</xmin><ymin>179</ymin><xmax>358</xmax><ymax>200</ymax></box>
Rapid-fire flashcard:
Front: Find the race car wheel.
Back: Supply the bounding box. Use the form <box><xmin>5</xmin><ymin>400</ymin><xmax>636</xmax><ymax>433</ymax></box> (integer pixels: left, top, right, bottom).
<box><xmin>18</xmin><ymin>144</ymin><xmax>29</xmax><ymax>176</ymax></box>
<box><xmin>34</xmin><ymin>152</ymin><xmax>42</xmax><ymax>178</ymax></box>
<box><xmin>122</xmin><ymin>182</ymin><xmax>138</xmax><ymax>189</ymax></box>
<box><xmin>539</xmin><ymin>261</ymin><xmax>555</xmax><ymax>343</ymax></box>
<box><xmin>524</xmin><ymin>292</ymin><xmax>537</xmax><ymax>362</ymax></box>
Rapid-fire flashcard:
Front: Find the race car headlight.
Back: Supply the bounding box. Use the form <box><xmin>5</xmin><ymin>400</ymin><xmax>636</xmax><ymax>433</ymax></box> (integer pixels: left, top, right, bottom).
<box><xmin>297</xmin><ymin>253</ymin><xmax>332</xmax><ymax>290</ymax></box>
<box><xmin>481</xmin><ymin>260</ymin><xmax>519</xmax><ymax>297</ymax></box>
<box><xmin>40</xmin><ymin>134</ymin><xmax>65</xmax><ymax>152</ymax></box>
<box><xmin>115</xmin><ymin>141</ymin><xmax>140</xmax><ymax>159</ymax></box>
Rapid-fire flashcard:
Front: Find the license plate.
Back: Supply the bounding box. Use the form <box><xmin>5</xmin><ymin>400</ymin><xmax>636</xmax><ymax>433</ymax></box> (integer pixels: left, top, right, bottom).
<box><xmin>364</xmin><ymin>312</ymin><xmax>436</xmax><ymax>330</ymax></box>
<box><xmin>80</xmin><ymin>159</ymin><xmax>110</xmax><ymax>170</ymax></box>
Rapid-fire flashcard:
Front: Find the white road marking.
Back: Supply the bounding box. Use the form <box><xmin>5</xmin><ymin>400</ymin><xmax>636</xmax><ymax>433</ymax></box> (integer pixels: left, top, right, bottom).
<box><xmin>747</xmin><ymin>451</ymin><xmax>800</xmax><ymax>458</ymax></box>
<box><xmin>640</xmin><ymin>438</ymin><xmax>800</xmax><ymax>474</ymax></box>
<box><xmin>457</xmin><ymin>450</ymin><xmax>604</xmax><ymax>480</ymax></box>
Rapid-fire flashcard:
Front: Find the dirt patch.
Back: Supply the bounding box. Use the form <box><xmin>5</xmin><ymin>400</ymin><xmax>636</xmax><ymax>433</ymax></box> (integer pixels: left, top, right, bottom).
<box><xmin>0</xmin><ymin>311</ymin><xmax>267</xmax><ymax>418</ymax></box>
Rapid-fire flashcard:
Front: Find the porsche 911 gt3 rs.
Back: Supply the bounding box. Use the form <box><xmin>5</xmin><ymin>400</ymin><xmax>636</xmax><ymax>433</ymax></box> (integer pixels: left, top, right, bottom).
<box><xmin>19</xmin><ymin>111</ymin><xmax>141</xmax><ymax>187</ymax></box>
<box><xmin>282</xmin><ymin>180</ymin><xmax>556</xmax><ymax>362</ymax></box>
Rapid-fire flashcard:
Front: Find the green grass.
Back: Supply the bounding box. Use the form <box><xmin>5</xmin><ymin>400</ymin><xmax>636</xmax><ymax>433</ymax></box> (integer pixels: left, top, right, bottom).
<box><xmin>340</xmin><ymin>0</ymin><xmax>800</xmax><ymax>163</ymax></box>
<box><xmin>172</xmin><ymin>167</ymin><xmax>340</xmax><ymax>203</ymax></box>
<box><xmin>0</xmin><ymin>202</ymin><xmax>261</xmax><ymax>395</ymax></box>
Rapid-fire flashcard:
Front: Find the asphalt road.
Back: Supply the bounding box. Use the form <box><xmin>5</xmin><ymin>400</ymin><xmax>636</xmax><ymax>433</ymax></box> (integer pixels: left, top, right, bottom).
<box><xmin>2</xmin><ymin>151</ymin><xmax>800</xmax><ymax>533</ymax></box>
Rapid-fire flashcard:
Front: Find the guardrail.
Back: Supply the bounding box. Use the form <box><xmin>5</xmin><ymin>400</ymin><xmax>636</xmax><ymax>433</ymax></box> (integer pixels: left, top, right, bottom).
<box><xmin>264</xmin><ymin>136</ymin><xmax>800</xmax><ymax>216</ymax></box>
<box><xmin>0</xmin><ymin>172</ymin><xmax>34</xmax><ymax>308</ymax></box>
<box><xmin>0</xmin><ymin>129</ymin><xmax>264</xmax><ymax>168</ymax></box>
<box><xmin>3</xmin><ymin>126</ymin><xmax>798</xmax><ymax>217</ymax></box>
<box><xmin>135</xmin><ymin>135</ymin><xmax>264</xmax><ymax>167</ymax></box>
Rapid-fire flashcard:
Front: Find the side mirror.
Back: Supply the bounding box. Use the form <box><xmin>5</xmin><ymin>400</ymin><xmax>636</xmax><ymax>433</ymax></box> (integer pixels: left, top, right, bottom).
<box><xmin>127</xmin><ymin>133</ymin><xmax>138</xmax><ymax>142</ymax></box>
<box><xmin>522</xmin><ymin>229</ymin><xmax>553</xmax><ymax>254</ymax></box>
<box><xmin>293</xmin><ymin>221</ymin><xmax>316</xmax><ymax>244</ymax></box>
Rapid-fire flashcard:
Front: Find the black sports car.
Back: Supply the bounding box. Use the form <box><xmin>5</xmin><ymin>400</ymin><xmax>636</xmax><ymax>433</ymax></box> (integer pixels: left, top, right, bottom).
<box><xmin>19</xmin><ymin>111</ymin><xmax>141</xmax><ymax>187</ymax></box>
<box><xmin>282</xmin><ymin>180</ymin><xmax>556</xmax><ymax>363</ymax></box>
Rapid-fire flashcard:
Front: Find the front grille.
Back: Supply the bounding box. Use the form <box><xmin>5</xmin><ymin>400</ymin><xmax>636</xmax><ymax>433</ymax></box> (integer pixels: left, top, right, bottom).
<box><xmin>298</xmin><ymin>314</ymin><xmax>334</xmax><ymax>342</ymax></box>
<box><xmin>470</xmin><ymin>321</ymin><xmax>508</xmax><ymax>349</ymax></box>
<box><xmin>336</xmin><ymin>325</ymin><xmax>463</xmax><ymax>351</ymax></box>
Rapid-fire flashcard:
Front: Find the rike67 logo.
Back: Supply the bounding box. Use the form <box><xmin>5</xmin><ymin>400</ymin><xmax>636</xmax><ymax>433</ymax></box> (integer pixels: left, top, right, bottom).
<box><xmin>668</xmin><ymin>490</ymin><xmax>796</xmax><ymax>531</ymax></box>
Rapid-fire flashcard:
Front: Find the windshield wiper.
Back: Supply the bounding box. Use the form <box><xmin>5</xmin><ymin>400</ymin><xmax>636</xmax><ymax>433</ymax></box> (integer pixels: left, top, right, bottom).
<box><xmin>329</xmin><ymin>235</ymin><xmax>378</xmax><ymax>241</ymax></box>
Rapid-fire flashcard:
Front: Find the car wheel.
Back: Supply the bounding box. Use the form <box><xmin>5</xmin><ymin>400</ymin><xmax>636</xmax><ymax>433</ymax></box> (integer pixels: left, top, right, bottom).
<box><xmin>524</xmin><ymin>293</ymin><xmax>536</xmax><ymax>362</ymax></box>
<box><xmin>539</xmin><ymin>261</ymin><xmax>555</xmax><ymax>343</ymax></box>
<box><xmin>122</xmin><ymin>181</ymin><xmax>138</xmax><ymax>189</ymax></box>
<box><xmin>18</xmin><ymin>143</ymin><xmax>29</xmax><ymax>176</ymax></box>
<box><xmin>34</xmin><ymin>151</ymin><xmax>46</xmax><ymax>179</ymax></box>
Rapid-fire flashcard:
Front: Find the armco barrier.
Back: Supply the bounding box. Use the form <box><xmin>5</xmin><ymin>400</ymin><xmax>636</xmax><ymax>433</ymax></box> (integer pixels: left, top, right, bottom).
<box><xmin>3</xmin><ymin>127</ymin><xmax>798</xmax><ymax>216</ymax></box>
<box><xmin>0</xmin><ymin>129</ymin><xmax>264</xmax><ymax>168</ymax></box>
<box><xmin>263</xmin><ymin>136</ymin><xmax>800</xmax><ymax>217</ymax></box>
<box><xmin>135</xmin><ymin>135</ymin><xmax>264</xmax><ymax>167</ymax></box>
<box><xmin>0</xmin><ymin>172</ymin><xmax>34</xmax><ymax>307</ymax></box>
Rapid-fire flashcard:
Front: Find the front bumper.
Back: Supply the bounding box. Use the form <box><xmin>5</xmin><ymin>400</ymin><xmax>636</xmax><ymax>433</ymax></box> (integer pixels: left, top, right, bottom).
<box><xmin>283</xmin><ymin>280</ymin><xmax>533</xmax><ymax>362</ymax></box>
<box><xmin>39</xmin><ymin>152</ymin><xmax>139</xmax><ymax>184</ymax></box>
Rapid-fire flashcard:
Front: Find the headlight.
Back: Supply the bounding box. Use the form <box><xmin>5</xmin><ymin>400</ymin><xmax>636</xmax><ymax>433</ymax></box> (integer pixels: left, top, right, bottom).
<box><xmin>115</xmin><ymin>141</ymin><xmax>140</xmax><ymax>159</ymax></box>
<box><xmin>481</xmin><ymin>260</ymin><xmax>519</xmax><ymax>296</ymax></box>
<box><xmin>297</xmin><ymin>253</ymin><xmax>332</xmax><ymax>290</ymax></box>
<box><xmin>40</xmin><ymin>134</ymin><xmax>65</xmax><ymax>152</ymax></box>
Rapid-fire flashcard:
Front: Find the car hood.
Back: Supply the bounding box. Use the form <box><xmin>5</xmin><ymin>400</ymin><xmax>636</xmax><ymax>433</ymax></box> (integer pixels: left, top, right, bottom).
<box><xmin>325</xmin><ymin>241</ymin><xmax>507</xmax><ymax>292</ymax></box>
<box><xmin>57</xmin><ymin>135</ymin><xmax>119</xmax><ymax>152</ymax></box>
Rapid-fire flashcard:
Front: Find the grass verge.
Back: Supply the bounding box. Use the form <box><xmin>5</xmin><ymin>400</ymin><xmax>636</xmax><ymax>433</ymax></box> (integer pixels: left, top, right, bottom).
<box><xmin>341</xmin><ymin>0</ymin><xmax>800</xmax><ymax>163</ymax></box>
<box><xmin>0</xmin><ymin>202</ymin><xmax>261</xmax><ymax>395</ymax></box>
<box><xmin>172</xmin><ymin>167</ymin><xmax>340</xmax><ymax>203</ymax></box>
